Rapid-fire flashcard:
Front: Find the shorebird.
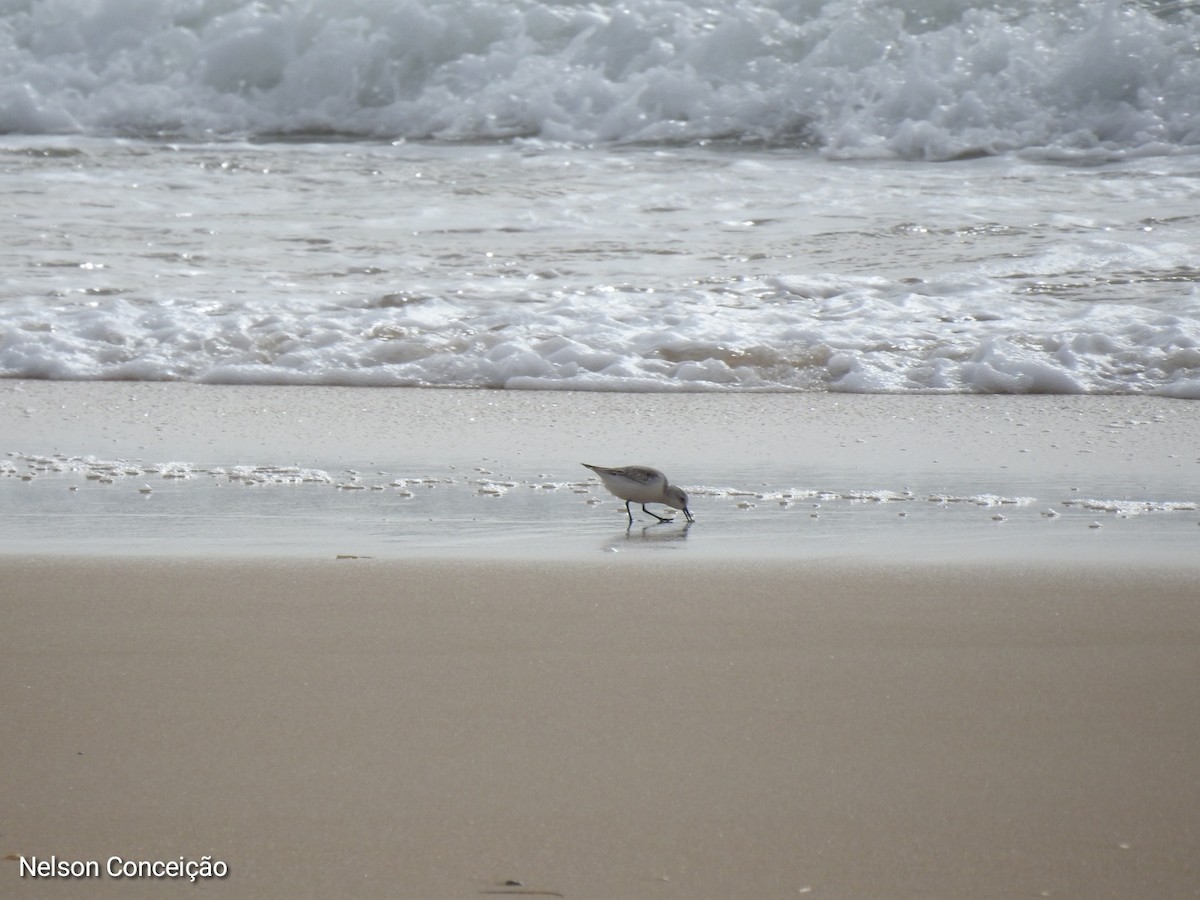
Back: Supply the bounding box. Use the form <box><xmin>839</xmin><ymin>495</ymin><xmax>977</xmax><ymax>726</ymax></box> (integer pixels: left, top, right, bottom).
<box><xmin>582</xmin><ymin>464</ymin><xmax>694</xmax><ymax>525</ymax></box>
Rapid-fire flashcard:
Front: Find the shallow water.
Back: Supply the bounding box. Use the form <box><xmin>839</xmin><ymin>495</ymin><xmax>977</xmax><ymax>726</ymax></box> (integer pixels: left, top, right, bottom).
<box><xmin>4</xmin><ymin>449</ymin><xmax>1196</xmax><ymax>561</ymax></box>
<box><xmin>2</xmin><ymin>138</ymin><xmax>1199</xmax><ymax>394</ymax></box>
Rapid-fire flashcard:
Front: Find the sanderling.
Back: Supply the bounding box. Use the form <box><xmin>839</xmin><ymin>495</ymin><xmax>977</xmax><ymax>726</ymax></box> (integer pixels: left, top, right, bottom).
<box><xmin>582</xmin><ymin>464</ymin><xmax>694</xmax><ymax>525</ymax></box>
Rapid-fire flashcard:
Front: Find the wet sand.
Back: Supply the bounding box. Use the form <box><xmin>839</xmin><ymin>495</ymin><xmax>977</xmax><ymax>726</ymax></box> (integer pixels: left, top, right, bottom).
<box><xmin>3</xmin><ymin>556</ymin><xmax>1199</xmax><ymax>899</ymax></box>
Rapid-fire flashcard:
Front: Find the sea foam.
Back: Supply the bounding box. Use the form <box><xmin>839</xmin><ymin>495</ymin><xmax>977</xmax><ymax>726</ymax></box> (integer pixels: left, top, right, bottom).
<box><xmin>3</xmin><ymin>279</ymin><xmax>1197</xmax><ymax>395</ymax></box>
<box><xmin>2</xmin><ymin>0</ymin><xmax>1200</xmax><ymax>159</ymax></box>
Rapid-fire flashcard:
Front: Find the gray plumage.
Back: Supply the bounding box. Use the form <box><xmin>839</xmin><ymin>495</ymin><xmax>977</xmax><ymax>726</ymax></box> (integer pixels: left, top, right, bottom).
<box><xmin>582</xmin><ymin>463</ymin><xmax>694</xmax><ymax>525</ymax></box>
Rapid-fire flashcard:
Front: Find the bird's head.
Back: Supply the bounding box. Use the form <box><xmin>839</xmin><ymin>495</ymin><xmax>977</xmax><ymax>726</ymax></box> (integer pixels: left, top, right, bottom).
<box><xmin>665</xmin><ymin>485</ymin><xmax>694</xmax><ymax>522</ymax></box>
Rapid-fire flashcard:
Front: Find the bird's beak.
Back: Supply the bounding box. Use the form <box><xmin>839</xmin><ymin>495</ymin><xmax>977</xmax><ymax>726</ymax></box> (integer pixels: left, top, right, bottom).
<box><xmin>684</xmin><ymin>508</ymin><xmax>694</xmax><ymax>523</ymax></box>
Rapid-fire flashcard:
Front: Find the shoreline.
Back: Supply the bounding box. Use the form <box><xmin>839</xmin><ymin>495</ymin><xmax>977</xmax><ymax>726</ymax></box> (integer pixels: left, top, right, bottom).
<box><xmin>4</xmin><ymin>380</ymin><xmax>1198</xmax><ymax>563</ymax></box>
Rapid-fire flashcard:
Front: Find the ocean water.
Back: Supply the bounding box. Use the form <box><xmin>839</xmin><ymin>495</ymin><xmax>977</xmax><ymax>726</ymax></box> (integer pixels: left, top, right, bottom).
<box><xmin>2</xmin><ymin>0</ymin><xmax>1200</xmax><ymax>395</ymax></box>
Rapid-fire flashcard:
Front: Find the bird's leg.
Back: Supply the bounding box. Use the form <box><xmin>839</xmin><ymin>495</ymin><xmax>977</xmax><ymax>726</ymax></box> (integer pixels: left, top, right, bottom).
<box><xmin>625</xmin><ymin>500</ymin><xmax>635</xmax><ymax>525</ymax></box>
<box><xmin>642</xmin><ymin>504</ymin><xmax>671</xmax><ymax>523</ymax></box>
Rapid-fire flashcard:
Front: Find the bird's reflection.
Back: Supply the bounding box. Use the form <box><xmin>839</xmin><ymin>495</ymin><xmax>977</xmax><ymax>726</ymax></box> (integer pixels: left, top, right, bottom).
<box><xmin>600</xmin><ymin>519</ymin><xmax>693</xmax><ymax>552</ymax></box>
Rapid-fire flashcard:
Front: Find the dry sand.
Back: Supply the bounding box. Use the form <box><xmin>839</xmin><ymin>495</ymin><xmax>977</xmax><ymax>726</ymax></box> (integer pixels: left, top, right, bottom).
<box><xmin>2</xmin><ymin>381</ymin><xmax>1199</xmax><ymax>898</ymax></box>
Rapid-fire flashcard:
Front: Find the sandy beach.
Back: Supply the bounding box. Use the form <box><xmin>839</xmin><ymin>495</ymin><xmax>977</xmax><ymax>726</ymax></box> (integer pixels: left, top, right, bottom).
<box><xmin>3</xmin><ymin>381</ymin><xmax>1199</xmax><ymax>898</ymax></box>
<box><xmin>5</xmin><ymin>1</ymin><xmax>1199</xmax><ymax>894</ymax></box>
